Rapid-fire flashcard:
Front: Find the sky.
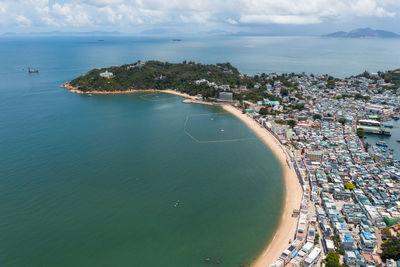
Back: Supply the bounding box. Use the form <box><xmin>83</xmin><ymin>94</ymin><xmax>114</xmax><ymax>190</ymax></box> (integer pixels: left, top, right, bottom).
<box><xmin>1</xmin><ymin>0</ymin><xmax>400</xmax><ymax>35</ymax></box>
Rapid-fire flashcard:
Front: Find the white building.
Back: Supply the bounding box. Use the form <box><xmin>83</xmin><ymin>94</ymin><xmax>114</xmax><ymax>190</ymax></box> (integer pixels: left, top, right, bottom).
<box><xmin>303</xmin><ymin>247</ymin><xmax>321</xmax><ymax>267</ymax></box>
<box><xmin>99</xmin><ymin>70</ymin><xmax>114</xmax><ymax>78</ymax></box>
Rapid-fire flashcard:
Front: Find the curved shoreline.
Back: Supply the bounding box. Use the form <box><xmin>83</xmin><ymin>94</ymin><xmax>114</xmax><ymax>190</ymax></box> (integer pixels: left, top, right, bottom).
<box><xmin>175</xmin><ymin>98</ymin><xmax>303</xmax><ymax>266</ymax></box>
<box><xmin>61</xmin><ymin>82</ymin><xmax>198</xmax><ymax>99</ymax></box>
<box><xmin>221</xmin><ymin>105</ymin><xmax>303</xmax><ymax>267</ymax></box>
<box><xmin>62</xmin><ymin>84</ymin><xmax>303</xmax><ymax>266</ymax></box>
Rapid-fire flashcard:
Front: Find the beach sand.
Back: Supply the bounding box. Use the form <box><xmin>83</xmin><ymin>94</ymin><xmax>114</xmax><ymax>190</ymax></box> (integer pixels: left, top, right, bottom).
<box><xmin>61</xmin><ymin>82</ymin><xmax>198</xmax><ymax>100</ymax></box>
<box><xmin>62</xmin><ymin>84</ymin><xmax>303</xmax><ymax>266</ymax></box>
<box><xmin>221</xmin><ymin>105</ymin><xmax>303</xmax><ymax>267</ymax></box>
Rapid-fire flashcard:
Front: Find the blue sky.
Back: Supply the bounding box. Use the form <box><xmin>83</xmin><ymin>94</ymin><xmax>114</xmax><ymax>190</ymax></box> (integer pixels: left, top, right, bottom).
<box><xmin>1</xmin><ymin>0</ymin><xmax>400</xmax><ymax>35</ymax></box>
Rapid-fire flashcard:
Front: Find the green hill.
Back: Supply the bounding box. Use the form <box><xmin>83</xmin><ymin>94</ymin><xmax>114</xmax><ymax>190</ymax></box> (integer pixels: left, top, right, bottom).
<box><xmin>70</xmin><ymin>60</ymin><xmax>243</xmax><ymax>97</ymax></box>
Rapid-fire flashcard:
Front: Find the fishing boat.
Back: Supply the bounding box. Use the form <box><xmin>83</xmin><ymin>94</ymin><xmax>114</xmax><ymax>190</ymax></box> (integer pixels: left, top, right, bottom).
<box><xmin>28</xmin><ymin>67</ymin><xmax>39</xmax><ymax>73</ymax></box>
<box><xmin>376</xmin><ymin>141</ymin><xmax>388</xmax><ymax>147</ymax></box>
<box><xmin>383</xmin><ymin>124</ymin><xmax>394</xmax><ymax>128</ymax></box>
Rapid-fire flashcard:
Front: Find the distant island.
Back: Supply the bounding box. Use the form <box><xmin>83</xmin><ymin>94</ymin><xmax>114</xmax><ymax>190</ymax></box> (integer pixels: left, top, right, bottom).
<box><xmin>323</xmin><ymin>27</ymin><xmax>400</xmax><ymax>38</ymax></box>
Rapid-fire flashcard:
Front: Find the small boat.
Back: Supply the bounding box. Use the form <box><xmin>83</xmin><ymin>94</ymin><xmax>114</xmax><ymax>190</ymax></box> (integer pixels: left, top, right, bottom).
<box><xmin>383</xmin><ymin>124</ymin><xmax>394</xmax><ymax>128</ymax></box>
<box><xmin>220</xmin><ymin>129</ymin><xmax>224</xmax><ymax>132</ymax></box>
<box><xmin>28</xmin><ymin>67</ymin><xmax>39</xmax><ymax>73</ymax></box>
<box><xmin>397</xmin><ymin>140</ymin><xmax>400</xmax><ymax>143</ymax></box>
<box><xmin>393</xmin><ymin>116</ymin><xmax>400</xmax><ymax>121</ymax></box>
<box><xmin>376</xmin><ymin>141</ymin><xmax>388</xmax><ymax>147</ymax></box>
<box><xmin>98</xmin><ymin>39</ymin><xmax>104</xmax><ymax>42</ymax></box>
<box><xmin>172</xmin><ymin>38</ymin><xmax>182</xmax><ymax>41</ymax></box>
<box><xmin>173</xmin><ymin>200</ymin><xmax>180</xmax><ymax>208</ymax></box>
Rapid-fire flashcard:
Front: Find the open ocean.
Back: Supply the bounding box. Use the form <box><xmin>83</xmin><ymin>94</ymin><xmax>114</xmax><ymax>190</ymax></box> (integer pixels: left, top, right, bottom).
<box><xmin>0</xmin><ymin>35</ymin><xmax>400</xmax><ymax>266</ymax></box>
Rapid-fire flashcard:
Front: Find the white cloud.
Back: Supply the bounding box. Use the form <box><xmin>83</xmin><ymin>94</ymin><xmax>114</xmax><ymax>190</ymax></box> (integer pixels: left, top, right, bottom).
<box><xmin>16</xmin><ymin>15</ymin><xmax>32</xmax><ymax>26</ymax></box>
<box><xmin>238</xmin><ymin>0</ymin><xmax>397</xmax><ymax>25</ymax></box>
<box><xmin>0</xmin><ymin>0</ymin><xmax>398</xmax><ymax>30</ymax></box>
<box><xmin>226</xmin><ymin>18</ymin><xmax>238</xmax><ymax>25</ymax></box>
<box><xmin>240</xmin><ymin>15</ymin><xmax>321</xmax><ymax>24</ymax></box>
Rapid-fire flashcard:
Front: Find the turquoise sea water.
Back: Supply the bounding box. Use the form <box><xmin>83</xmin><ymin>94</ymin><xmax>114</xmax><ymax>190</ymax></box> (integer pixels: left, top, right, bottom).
<box><xmin>365</xmin><ymin>119</ymin><xmax>400</xmax><ymax>160</ymax></box>
<box><xmin>1</xmin><ymin>35</ymin><xmax>400</xmax><ymax>266</ymax></box>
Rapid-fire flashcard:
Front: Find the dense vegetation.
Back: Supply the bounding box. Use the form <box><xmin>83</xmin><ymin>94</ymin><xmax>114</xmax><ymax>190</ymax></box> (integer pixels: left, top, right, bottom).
<box><xmin>323</xmin><ymin>251</ymin><xmax>348</xmax><ymax>267</ymax></box>
<box><xmin>383</xmin><ymin>69</ymin><xmax>400</xmax><ymax>87</ymax></box>
<box><xmin>381</xmin><ymin>240</ymin><xmax>400</xmax><ymax>260</ymax></box>
<box><xmin>70</xmin><ymin>61</ymin><xmax>243</xmax><ymax>97</ymax></box>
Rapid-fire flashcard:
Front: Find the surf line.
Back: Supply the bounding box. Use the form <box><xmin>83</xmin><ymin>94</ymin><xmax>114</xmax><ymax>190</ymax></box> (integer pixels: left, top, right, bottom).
<box><xmin>183</xmin><ymin>113</ymin><xmax>257</xmax><ymax>143</ymax></box>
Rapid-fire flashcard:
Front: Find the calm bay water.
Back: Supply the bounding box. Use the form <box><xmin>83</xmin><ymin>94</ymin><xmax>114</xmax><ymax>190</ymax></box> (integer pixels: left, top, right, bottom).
<box><xmin>1</xmin><ymin>35</ymin><xmax>400</xmax><ymax>266</ymax></box>
<box><xmin>366</xmin><ymin>119</ymin><xmax>400</xmax><ymax>160</ymax></box>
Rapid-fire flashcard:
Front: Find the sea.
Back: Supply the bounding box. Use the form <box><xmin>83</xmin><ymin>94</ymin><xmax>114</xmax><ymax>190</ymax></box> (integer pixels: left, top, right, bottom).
<box><xmin>0</xmin><ymin>35</ymin><xmax>400</xmax><ymax>266</ymax></box>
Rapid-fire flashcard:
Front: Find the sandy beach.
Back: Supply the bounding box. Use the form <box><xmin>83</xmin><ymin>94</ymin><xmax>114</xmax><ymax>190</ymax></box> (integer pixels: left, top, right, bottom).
<box><xmin>61</xmin><ymin>82</ymin><xmax>198</xmax><ymax>100</ymax></box>
<box><xmin>220</xmin><ymin>105</ymin><xmax>303</xmax><ymax>267</ymax></box>
<box><xmin>63</xmin><ymin>83</ymin><xmax>303</xmax><ymax>265</ymax></box>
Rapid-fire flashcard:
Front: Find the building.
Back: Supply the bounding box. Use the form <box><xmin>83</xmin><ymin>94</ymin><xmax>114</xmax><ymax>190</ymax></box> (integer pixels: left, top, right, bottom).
<box><xmin>218</xmin><ymin>92</ymin><xmax>233</xmax><ymax>102</ymax></box>
<box><xmin>344</xmin><ymin>251</ymin><xmax>357</xmax><ymax>265</ymax></box>
<box><xmin>99</xmin><ymin>70</ymin><xmax>114</xmax><ymax>78</ymax></box>
<box><xmin>303</xmin><ymin>247</ymin><xmax>321</xmax><ymax>266</ymax></box>
<box><xmin>305</xmin><ymin>149</ymin><xmax>324</xmax><ymax>162</ymax></box>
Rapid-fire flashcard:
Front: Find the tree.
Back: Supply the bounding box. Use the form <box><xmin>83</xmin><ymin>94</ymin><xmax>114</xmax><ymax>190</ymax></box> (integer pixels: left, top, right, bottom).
<box><xmin>333</xmin><ymin>234</ymin><xmax>340</xmax><ymax>248</ymax></box>
<box><xmin>259</xmin><ymin>108</ymin><xmax>268</xmax><ymax>116</ymax></box>
<box><xmin>344</xmin><ymin>182</ymin><xmax>355</xmax><ymax>190</ymax></box>
<box><xmin>382</xmin><ymin>240</ymin><xmax>400</xmax><ymax>260</ymax></box>
<box><xmin>356</xmin><ymin>128</ymin><xmax>365</xmax><ymax>138</ymax></box>
<box><xmin>338</xmin><ymin>118</ymin><xmax>346</xmax><ymax>125</ymax></box>
<box><xmin>313</xmin><ymin>114</ymin><xmax>322</xmax><ymax>120</ymax></box>
<box><xmin>324</xmin><ymin>252</ymin><xmax>341</xmax><ymax>267</ymax></box>
<box><xmin>280</xmin><ymin>88</ymin><xmax>289</xmax><ymax>96</ymax></box>
<box><xmin>314</xmin><ymin>233</ymin><xmax>320</xmax><ymax>245</ymax></box>
<box><xmin>287</xmin><ymin>120</ymin><xmax>296</xmax><ymax>128</ymax></box>
<box><xmin>382</xmin><ymin>228</ymin><xmax>391</xmax><ymax>237</ymax></box>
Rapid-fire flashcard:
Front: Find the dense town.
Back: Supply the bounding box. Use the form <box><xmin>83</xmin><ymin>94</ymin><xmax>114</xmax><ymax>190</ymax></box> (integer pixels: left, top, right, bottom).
<box><xmin>221</xmin><ymin>71</ymin><xmax>400</xmax><ymax>267</ymax></box>
<box><xmin>77</xmin><ymin>62</ymin><xmax>400</xmax><ymax>266</ymax></box>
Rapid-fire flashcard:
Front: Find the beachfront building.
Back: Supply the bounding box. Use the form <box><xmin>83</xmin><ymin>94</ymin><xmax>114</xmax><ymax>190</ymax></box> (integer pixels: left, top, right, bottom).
<box><xmin>218</xmin><ymin>92</ymin><xmax>233</xmax><ymax>102</ymax></box>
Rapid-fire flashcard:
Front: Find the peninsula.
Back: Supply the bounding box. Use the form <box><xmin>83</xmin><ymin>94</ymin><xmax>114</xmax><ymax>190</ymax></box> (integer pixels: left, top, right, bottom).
<box><xmin>64</xmin><ymin>61</ymin><xmax>400</xmax><ymax>266</ymax></box>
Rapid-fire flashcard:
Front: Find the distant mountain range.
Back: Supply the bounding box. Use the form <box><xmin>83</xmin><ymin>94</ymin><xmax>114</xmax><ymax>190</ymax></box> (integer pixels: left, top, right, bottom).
<box><xmin>323</xmin><ymin>28</ymin><xmax>400</xmax><ymax>38</ymax></box>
